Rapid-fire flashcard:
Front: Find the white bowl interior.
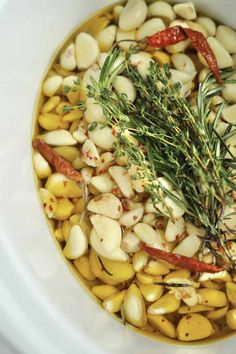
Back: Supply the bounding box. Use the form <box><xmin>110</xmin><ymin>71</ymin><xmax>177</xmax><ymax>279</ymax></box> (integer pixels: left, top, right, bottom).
<box><xmin>0</xmin><ymin>1</ymin><xmax>236</xmax><ymax>353</ymax></box>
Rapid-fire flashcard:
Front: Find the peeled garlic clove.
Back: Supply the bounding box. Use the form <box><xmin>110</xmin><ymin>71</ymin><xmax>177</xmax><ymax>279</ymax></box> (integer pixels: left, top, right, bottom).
<box><xmin>171</xmin><ymin>53</ymin><xmax>196</xmax><ymax>79</ymax></box>
<box><xmin>132</xmin><ymin>250</ymin><xmax>148</xmax><ymax>272</ymax></box>
<box><xmin>148</xmin><ymin>292</ymin><xmax>180</xmax><ymax>315</ymax></box>
<box><xmin>109</xmin><ymin>166</ymin><xmax>134</xmax><ymax>198</ymax></box>
<box><xmin>123</xmin><ymin>283</ymin><xmax>147</xmax><ymax>328</ymax></box>
<box><xmin>63</xmin><ymin>225</ymin><xmax>88</xmax><ymax>260</ymax></box>
<box><xmin>41</xmin><ymin>129</ymin><xmax>77</xmax><ymax>146</ymax></box>
<box><xmin>222</xmin><ymin>104</ymin><xmax>236</xmax><ymax>125</ymax></box>
<box><xmin>166</xmin><ymin>39</ymin><xmax>190</xmax><ymax>54</ymax></box>
<box><xmin>88</xmin><ymin>193</ymin><xmax>122</xmax><ymax>219</ymax></box>
<box><xmin>144</xmin><ymin>197</ymin><xmax>157</xmax><ymax>213</ymax></box>
<box><xmin>90</xmin><ymin>215</ymin><xmax>121</xmax><ymax>252</ymax></box>
<box><xmin>113</xmin><ymin>75</ymin><xmax>137</xmax><ymax>102</ymax></box>
<box><xmin>199</xmin><ymin>270</ymin><xmax>232</xmax><ymax>283</ymax></box>
<box><xmin>41</xmin><ymin>96</ymin><xmax>61</xmax><ymax>114</ymax></box>
<box><xmin>116</xmin><ymin>29</ymin><xmax>136</xmax><ymax>51</ymax></box>
<box><xmin>144</xmin><ymin>260</ymin><xmax>170</xmax><ymax>276</ymax></box>
<box><xmin>196</xmin><ymin>17</ymin><xmax>216</xmax><ymax>37</ymax></box>
<box><xmin>74</xmin><ymin>255</ymin><xmax>95</xmax><ymax>281</ymax></box>
<box><xmin>170</xmin><ymin>69</ymin><xmax>192</xmax><ymax>84</ymax></box>
<box><xmin>165</xmin><ymin>217</ymin><xmax>185</xmax><ymax>242</ymax></box>
<box><xmin>178</xmin><ymin>304</ymin><xmax>214</xmax><ymax>314</ymax></box>
<box><xmin>121</xmin><ymin>231</ymin><xmax>140</xmax><ymax>253</ymax></box>
<box><xmin>177</xmin><ymin>314</ymin><xmax>214</xmax><ymax>341</ymax></box>
<box><xmin>148</xmin><ymin>314</ymin><xmax>176</xmax><ymax>338</ymax></box>
<box><xmin>164</xmin><ymin>269</ymin><xmax>191</xmax><ymax>282</ymax></box>
<box><xmin>220</xmin><ymin>203</ymin><xmax>236</xmax><ymax>231</ymax></box>
<box><xmin>81</xmin><ymin>167</ymin><xmax>93</xmax><ymax>185</ymax></box>
<box><xmin>173</xmin><ymin>234</ymin><xmax>201</xmax><ymax>257</ymax></box>
<box><xmin>75</xmin><ymin>32</ymin><xmax>100</xmax><ymax>70</ymax></box>
<box><xmin>226</xmin><ymin>309</ymin><xmax>236</xmax><ymax>330</ymax></box>
<box><xmin>59</xmin><ymin>43</ymin><xmax>76</xmax><ymax>71</ymax></box>
<box><xmin>88</xmin><ymin>124</ymin><xmax>116</xmax><ymax>150</ymax></box>
<box><xmin>226</xmin><ymin>282</ymin><xmax>236</xmax><ymax>305</ymax></box>
<box><xmin>92</xmin><ymin>284</ymin><xmax>118</xmax><ymax>300</ymax></box>
<box><xmin>96</xmin><ymin>25</ymin><xmax>117</xmax><ymax>52</ymax></box>
<box><xmin>167</xmin><ymin>278</ymin><xmax>199</xmax><ymax>307</ymax></box>
<box><xmin>138</xmin><ymin>281</ymin><xmax>164</xmax><ymax>302</ymax></box>
<box><xmin>197</xmin><ymin>288</ymin><xmax>228</xmax><ymax>307</ymax></box>
<box><xmin>42</xmin><ymin>75</ymin><xmax>63</xmax><ymax>97</ymax></box>
<box><xmin>222</xmin><ymin>74</ymin><xmax>236</xmax><ymax>102</ymax></box>
<box><xmin>148</xmin><ymin>1</ymin><xmax>175</xmax><ymax>23</ymax></box>
<box><xmin>186</xmin><ymin>222</ymin><xmax>206</xmax><ymax>237</ymax></box>
<box><xmin>173</xmin><ymin>2</ymin><xmax>196</xmax><ymax>20</ymax></box>
<box><xmin>119</xmin><ymin>204</ymin><xmax>144</xmax><ymax>228</ymax></box>
<box><xmin>84</xmin><ymin>99</ymin><xmax>105</xmax><ymax>124</ymax></box>
<box><xmin>45</xmin><ymin>173</ymin><xmax>82</xmax><ymax>198</ymax></box>
<box><xmin>90</xmin><ymin>173</ymin><xmax>115</xmax><ymax>193</ymax></box>
<box><xmin>119</xmin><ymin>0</ymin><xmax>147</xmax><ymax>31</ymax></box>
<box><xmin>142</xmin><ymin>213</ymin><xmax>156</xmax><ymax>227</ymax></box>
<box><xmin>90</xmin><ymin>228</ymin><xmax>129</xmax><ymax>261</ymax></box>
<box><xmin>130</xmin><ymin>51</ymin><xmax>152</xmax><ymax>66</ymax></box>
<box><xmin>72</xmin><ymin>123</ymin><xmax>87</xmax><ymax>144</ymax></box>
<box><xmin>103</xmin><ymin>290</ymin><xmax>126</xmax><ymax>313</ymax></box>
<box><xmin>134</xmin><ymin>223</ymin><xmax>158</xmax><ymax>245</ymax></box>
<box><xmin>81</xmin><ymin>66</ymin><xmax>101</xmax><ymax>99</ymax></box>
<box><xmin>161</xmin><ymin>191</ymin><xmax>185</xmax><ymax>218</ymax></box>
<box><xmin>33</xmin><ymin>151</ymin><xmax>51</xmax><ymax>179</ymax></box>
<box><xmin>39</xmin><ymin>188</ymin><xmax>57</xmax><ymax>218</ymax></box>
<box><xmin>136</xmin><ymin>18</ymin><xmax>166</xmax><ymax>40</ymax></box>
<box><xmin>137</xmin><ymin>60</ymin><xmax>154</xmax><ymax>78</ymax></box>
<box><xmin>81</xmin><ymin>139</ymin><xmax>101</xmax><ymax>167</ymax></box>
<box><xmin>216</xmin><ymin>25</ymin><xmax>236</xmax><ymax>54</ymax></box>
<box><xmin>96</xmin><ymin>152</ymin><xmax>115</xmax><ymax>175</ymax></box>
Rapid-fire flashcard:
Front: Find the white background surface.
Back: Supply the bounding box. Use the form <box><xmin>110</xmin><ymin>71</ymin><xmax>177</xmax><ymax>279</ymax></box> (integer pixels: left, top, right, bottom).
<box><xmin>0</xmin><ymin>1</ymin><xmax>236</xmax><ymax>354</ymax></box>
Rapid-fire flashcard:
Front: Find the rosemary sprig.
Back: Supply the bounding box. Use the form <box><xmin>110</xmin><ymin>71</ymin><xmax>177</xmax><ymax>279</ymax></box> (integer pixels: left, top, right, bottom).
<box><xmin>88</xmin><ymin>48</ymin><xmax>236</xmax><ymax>266</ymax></box>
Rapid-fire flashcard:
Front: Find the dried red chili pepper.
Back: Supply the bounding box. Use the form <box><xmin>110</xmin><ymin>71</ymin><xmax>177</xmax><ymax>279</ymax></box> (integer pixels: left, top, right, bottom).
<box><xmin>146</xmin><ymin>26</ymin><xmax>221</xmax><ymax>83</ymax></box>
<box><xmin>32</xmin><ymin>138</ymin><xmax>82</xmax><ymax>182</ymax></box>
<box><xmin>140</xmin><ymin>242</ymin><xmax>223</xmax><ymax>273</ymax></box>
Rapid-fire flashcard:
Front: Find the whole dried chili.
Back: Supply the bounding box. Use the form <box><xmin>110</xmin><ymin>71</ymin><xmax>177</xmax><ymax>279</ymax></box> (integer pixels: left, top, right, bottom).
<box><xmin>146</xmin><ymin>26</ymin><xmax>221</xmax><ymax>83</ymax></box>
<box><xmin>32</xmin><ymin>138</ymin><xmax>82</xmax><ymax>182</ymax></box>
<box><xmin>140</xmin><ymin>242</ymin><xmax>223</xmax><ymax>273</ymax></box>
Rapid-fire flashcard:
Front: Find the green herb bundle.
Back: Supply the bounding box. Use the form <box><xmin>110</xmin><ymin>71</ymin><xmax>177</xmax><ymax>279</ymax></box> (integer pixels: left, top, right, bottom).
<box><xmin>88</xmin><ymin>48</ymin><xmax>236</xmax><ymax>265</ymax></box>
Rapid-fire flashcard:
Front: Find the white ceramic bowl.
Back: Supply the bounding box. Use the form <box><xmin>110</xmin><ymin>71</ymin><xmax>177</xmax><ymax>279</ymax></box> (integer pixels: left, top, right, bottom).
<box><xmin>0</xmin><ymin>1</ymin><xmax>236</xmax><ymax>353</ymax></box>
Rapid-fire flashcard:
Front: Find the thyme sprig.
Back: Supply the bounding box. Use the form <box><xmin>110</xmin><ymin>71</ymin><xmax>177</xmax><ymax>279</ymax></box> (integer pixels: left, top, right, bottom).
<box><xmin>88</xmin><ymin>48</ymin><xmax>236</xmax><ymax>266</ymax></box>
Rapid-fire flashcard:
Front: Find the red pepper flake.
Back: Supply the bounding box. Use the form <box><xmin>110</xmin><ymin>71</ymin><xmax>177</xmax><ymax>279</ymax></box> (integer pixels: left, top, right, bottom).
<box><xmin>112</xmin><ymin>128</ymin><xmax>117</xmax><ymax>137</ymax></box>
<box><xmin>122</xmin><ymin>199</ymin><xmax>130</xmax><ymax>212</ymax></box>
<box><xmin>186</xmin><ymin>315</ymin><xmax>192</xmax><ymax>320</ymax></box>
<box><xmin>49</xmin><ymin>205</ymin><xmax>53</xmax><ymax>211</ymax></box>
<box><xmin>146</xmin><ymin>26</ymin><xmax>221</xmax><ymax>83</ymax></box>
<box><xmin>32</xmin><ymin>139</ymin><xmax>82</xmax><ymax>182</ymax></box>
<box><xmin>133</xmin><ymin>215</ymin><xmax>138</xmax><ymax>220</ymax></box>
<box><xmin>161</xmin><ymin>242</ymin><xmax>166</xmax><ymax>248</ymax></box>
